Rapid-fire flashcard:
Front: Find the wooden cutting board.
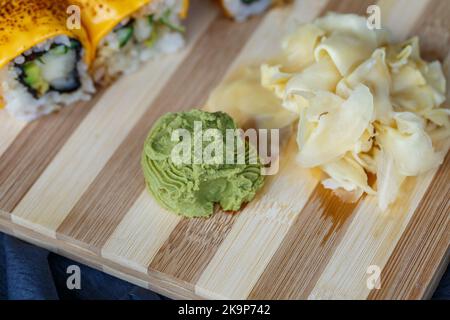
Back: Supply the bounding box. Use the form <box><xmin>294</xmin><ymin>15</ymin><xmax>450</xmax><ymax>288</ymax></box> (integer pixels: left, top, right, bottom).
<box><xmin>0</xmin><ymin>0</ymin><xmax>449</xmax><ymax>300</ymax></box>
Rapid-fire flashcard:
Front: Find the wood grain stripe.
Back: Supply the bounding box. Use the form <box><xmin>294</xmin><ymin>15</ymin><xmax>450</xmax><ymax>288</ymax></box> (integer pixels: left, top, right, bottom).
<box><xmin>0</xmin><ymin>99</ymin><xmax>96</xmax><ymax>213</ymax></box>
<box><xmin>0</xmin><ymin>213</ymin><xmax>197</xmax><ymax>298</ymax></box>
<box><xmin>324</xmin><ymin>0</ymin><xmax>376</xmax><ymax>14</ymax></box>
<box><xmin>0</xmin><ymin>112</ymin><xmax>25</xmax><ymax>157</ymax></box>
<box><xmin>412</xmin><ymin>0</ymin><xmax>450</xmax><ymax>61</ymax></box>
<box><xmin>102</xmin><ymin>191</ymin><xmax>182</xmax><ymax>273</ymax></box>
<box><xmin>248</xmin><ymin>185</ymin><xmax>360</xmax><ymax>299</ymax></box>
<box><xmin>10</xmin><ymin>0</ymin><xmax>217</xmax><ymax>239</ymax></box>
<box><xmin>0</xmin><ymin>212</ymin><xmax>14</xmax><ymax>227</ymax></box>
<box><xmin>308</xmin><ymin>159</ymin><xmax>449</xmax><ymax>299</ymax></box>
<box><xmin>103</xmin><ymin>266</ymin><xmax>150</xmax><ymax>290</ymax></box>
<box><xmin>368</xmin><ymin>153</ymin><xmax>450</xmax><ymax>300</ymax></box>
<box><xmin>56</xmin><ymin>13</ymin><xmax>264</xmax><ymax>253</ymax></box>
<box><xmin>378</xmin><ymin>0</ymin><xmax>431</xmax><ymax>41</ymax></box>
<box><xmin>150</xmin><ymin>210</ymin><xmax>237</xmax><ymax>284</ymax></box>
<box><xmin>0</xmin><ymin>209</ymin><xmax>11</xmax><ymax>222</ymax></box>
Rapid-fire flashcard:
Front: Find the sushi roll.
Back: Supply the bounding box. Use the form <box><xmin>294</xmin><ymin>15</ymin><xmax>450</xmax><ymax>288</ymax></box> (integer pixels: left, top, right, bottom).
<box><xmin>220</xmin><ymin>0</ymin><xmax>275</xmax><ymax>21</ymax></box>
<box><xmin>0</xmin><ymin>0</ymin><xmax>95</xmax><ymax>122</ymax></box>
<box><xmin>75</xmin><ymin>0</ymin><xmax>189</xmax><ymax>85</ymax></box>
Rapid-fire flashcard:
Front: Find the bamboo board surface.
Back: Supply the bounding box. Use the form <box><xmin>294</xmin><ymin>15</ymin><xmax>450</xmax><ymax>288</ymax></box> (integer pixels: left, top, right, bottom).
<box><xmin>0</xmin><ymin>0</ymin><xmax>449</xmax><ymax>300</ymax></box>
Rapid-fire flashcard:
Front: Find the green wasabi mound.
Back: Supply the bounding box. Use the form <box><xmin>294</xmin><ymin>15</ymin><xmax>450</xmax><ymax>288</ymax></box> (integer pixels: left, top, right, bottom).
<box><xmin>141</xmin><ymin>109</ymin><xmax>265</xmax><ymax>218</ymax></box>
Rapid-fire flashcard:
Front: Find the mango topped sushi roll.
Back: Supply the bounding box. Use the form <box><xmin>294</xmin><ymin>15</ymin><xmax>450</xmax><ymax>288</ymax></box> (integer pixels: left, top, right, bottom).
<box><xmin>75</xmin><ymin>0</ymin><xmax>189</xmax><ymax>85</ymax></box>
<box><xmin>0</xmin><ymin>0</ymin><xmax>95</xmax><ymax>122</ymax></box>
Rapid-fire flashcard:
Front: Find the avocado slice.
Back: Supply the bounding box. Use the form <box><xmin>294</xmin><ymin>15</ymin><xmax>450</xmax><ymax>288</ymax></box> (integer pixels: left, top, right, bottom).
<box><xmin>145</xmin><ymin>25</ymin><xmax>159</xmax><ymax>48</ymax></box>
<box><xmin>22</xmin><ymin>61</ymin><xmax>49</xmax><ymax>97</ymax></box>
<box><xmin>49</xmin><ymin>44</ymin><xmax>69</xmax><ymax>56</ymax></box>
<box><xmin>115</xmin><ymin>25</ymin><xmax>134</xmax><ymax>48</ymax></box>
<box><xmin>159</xmin><ymin>9</ymin><xmax>185</xmax><ymax>33</ymax></box>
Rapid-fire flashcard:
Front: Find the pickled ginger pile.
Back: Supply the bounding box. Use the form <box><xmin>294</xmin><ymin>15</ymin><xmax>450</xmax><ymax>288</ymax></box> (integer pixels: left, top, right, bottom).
<box><xmin>260</xmin><ymin>13</ymin><xmax>449</xmax><ymax>210</ymax></box>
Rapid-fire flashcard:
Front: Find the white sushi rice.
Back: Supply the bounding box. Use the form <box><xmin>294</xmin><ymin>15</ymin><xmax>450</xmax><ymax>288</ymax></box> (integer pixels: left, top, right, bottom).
<box><xmin>1</xmin><ymin>36</ymin><xmax>95</xmax><ymax>122</ymax></box>
<box><xmin>223</xmin><ymin>0</ymin><xmax>272</xmax><ymax>22</ymax></box>
<box><xmin>93</xmin><ymin>0</ymin><xmax>186</xmax><ymax>85</ymax></box>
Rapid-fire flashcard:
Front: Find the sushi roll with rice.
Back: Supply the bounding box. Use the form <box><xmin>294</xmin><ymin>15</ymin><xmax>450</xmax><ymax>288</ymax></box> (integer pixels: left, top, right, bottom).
<box><xmin>75</xmin><ymin>0</ymin><xmax>189</xmax><ymax>85</ymax></box>
<box><xmin>0</xmin><ymin>0</ymin><xmax>95</xmax><ymax>122</ymax></box>
<box><xmin>220</xmin><ymin>0</ymin><xmax>275</xmax><ymax>21</ymax></box>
